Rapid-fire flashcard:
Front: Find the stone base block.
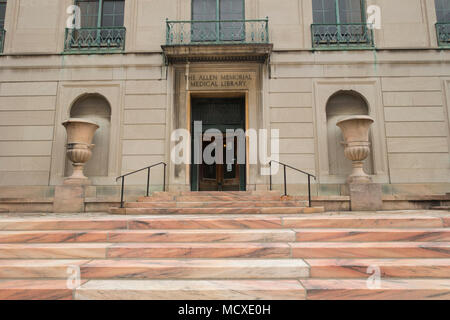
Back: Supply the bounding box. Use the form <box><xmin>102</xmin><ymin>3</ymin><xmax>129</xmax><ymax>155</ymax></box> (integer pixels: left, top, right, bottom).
<box><xmin>349</xmin><ymin>183</ymin><xmax>382</xmax><ymax>211</ymax></box>
<box><xmin>63</xmin><ymin>178</ymin><xmax>91</xmax><ymax>186</ymax></box>
<box><xmin>53</xmin><ymin>185</ymin><xmax>85</xmax><ymax>213</ymax></box>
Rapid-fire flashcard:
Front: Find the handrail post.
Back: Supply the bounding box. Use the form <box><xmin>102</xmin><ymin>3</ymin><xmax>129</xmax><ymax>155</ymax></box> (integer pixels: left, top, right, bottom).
<box><xmin>163</xmin><ymin>163</ymin><xmax>167</xmax><ymax>192</ymax></box>
<box><xmin>146</xmin><ymin>167</ymin><xmax>151</xmax><ymax>197</ymax></box>
<box><xmin>120</xmin><ymin>177</ymin><xmax>125</xmax><ymax>208</ymax></box>
<box><xmin>308</xmin><ymin>175</ymin><xmax>312</xmax><ymax>208</ymax></box>
<box><xmin>269</xmin><ymin>161</ymin><xmax>272</xmax><ymax>191</ymax></box>
<box><xmin>283</xmin><ymin>165</ymin><xmax>287</xmax><ymax>197</ymax></box>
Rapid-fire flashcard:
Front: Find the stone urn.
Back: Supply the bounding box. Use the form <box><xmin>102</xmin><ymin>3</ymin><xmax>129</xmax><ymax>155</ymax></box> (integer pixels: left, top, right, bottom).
<box><xmin>62</xmin><ymin>118</ymin><xmax>99</xmax><ymax>185</ymax></box>
<box><xmin>336</xmin><ymin>115</ymin><xmax>374</xmax><ymax>184</ymax></box>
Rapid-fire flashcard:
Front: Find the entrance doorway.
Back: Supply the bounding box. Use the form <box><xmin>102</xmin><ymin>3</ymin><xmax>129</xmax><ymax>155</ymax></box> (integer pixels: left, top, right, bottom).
<box><xmin>191</xmin><ymin>97</ymin><xmax>246</xmax><ymax>191</ymax></box>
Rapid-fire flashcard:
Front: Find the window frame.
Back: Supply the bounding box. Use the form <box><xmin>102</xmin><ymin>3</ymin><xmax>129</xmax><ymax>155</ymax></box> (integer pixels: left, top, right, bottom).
<box><xmin>0</xmin><ymin>0</ymin><xmax>7</xmax><ymax>29</ymax></box>
<box><xmin>434</xmin><ymin>0</ymin><xmax>450</xmax><ymax>47</ymax></box>
<box><xmin>74</xmin><ymin>0</ymin><xmax>124</xmax><ymax>28</ymax></box>
<box><xmin>435</xmin><ymin>0</ymin><xmax>450</xmax><ymax>22</ymax></box>
<box><xmin>313</xmin><ymin>0</ymin><xmax>367</xmax><ymax>25</ymax></box>
<box><xmin>190</xmin><ymin>0</ymin><xmax>246</xmax><ymax>42</ymax></box>
<box><xmin>191</xmin><ymin>0</ymin><xmax>245</xmax><ymax>22</ymax></box>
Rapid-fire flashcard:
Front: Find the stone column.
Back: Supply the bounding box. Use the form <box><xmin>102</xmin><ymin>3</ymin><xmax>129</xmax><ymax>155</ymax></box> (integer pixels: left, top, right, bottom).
<box><xmin>53</xmin><ymin>119</ymin><xmax>99</xmax><ymax>213</ymax></box>
<box><xmin>336</xmin><ymin>116</ymin><xmax>382</xmax><ymax>211</ymax></box>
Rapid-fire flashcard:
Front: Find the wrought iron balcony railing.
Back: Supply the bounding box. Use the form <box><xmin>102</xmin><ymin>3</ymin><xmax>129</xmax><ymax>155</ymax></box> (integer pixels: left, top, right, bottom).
<box><xmin>311</xmin><ymin>23</ymin><xmax>374</xmax><ymax>49</ymax></box>
<box><xmin>64</xmin><ymin>27</ymin><xmax>126</xmax><ymax>53</ymax></box>
<box><xmin>436</xmin><ymin>23</ymin><xmax>450</xmax><ymax>48</ymax></box>
<box><xmin>0</xmin><ymin>29</ymin><xmax>5</xmax><ymax>53</ymax></box>
<box><xmin>166</xmin><ymin>18</ymin><xmax>269</xmax><ymax>45</ymax></box>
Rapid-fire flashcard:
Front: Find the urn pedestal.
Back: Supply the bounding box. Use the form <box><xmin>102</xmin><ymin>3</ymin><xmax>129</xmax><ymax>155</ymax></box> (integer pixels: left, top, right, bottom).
<box><xmin>336</xmin><ymin>115</ymin><xmax>382</xmax><ymax>211</ymax></box>
<box><xmin>54</xmin><ymin>119</ymin><xmax>99</xmax><ymax>213</ymax></box>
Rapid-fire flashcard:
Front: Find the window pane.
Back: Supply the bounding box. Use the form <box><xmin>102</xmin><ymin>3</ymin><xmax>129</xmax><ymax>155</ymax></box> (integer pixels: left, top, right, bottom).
<box><xmin>192</xmin><ymin>0</ymin><xmax>217</xmax><ymax>20</ymax></box>
<box><xmin>101</xmin><ymin>0</ymin><xmax>124</xmax><ymax>27</ymax></box>
<box><xmin>220</xmin><ymin>0</ymin><xmax>244</xmax><ymax>41</ymax></box>
<box><xmin>192</xmin><ymin>0</ymin><xmax>217</xmax><ymax>41</ymax></box>
<box><xmin>435</xmin><ymin>0</ymin><xmax>450</xmax><ymax>22</ymax></box>
<box><xmin>220</xmin><ymin>0</ymin><xmax>244</xmax><ymax>20</ymax></box>
<box><xmin>76</xmin><ymin>0</ymin><xmax>99</xmax><ymax>27</ymax></box>
<box><xmin>103</xmin><ymin>1</ymin><xmax>114</xmax><ymax>15</ymax></box>
<box><xmin>313</xmin><ymin>0</ymin><xmax>337</xmax><ymax>24</ymax></box>
<box><xmin>339</xmin><ymin>0</ymin><xmax>363</xmax><ymax>23</ymax></box>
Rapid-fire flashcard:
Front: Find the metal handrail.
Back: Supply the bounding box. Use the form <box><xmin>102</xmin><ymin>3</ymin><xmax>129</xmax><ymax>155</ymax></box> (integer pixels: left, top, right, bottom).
<box><xmin>116</xmin><ymin>162</ymin><xmax>167</xmax><ymax>208</ymax></box>
<box><xmin>269</xmin><ymin>160</ymin><xmax>316</xmax><ymax>207</ymax></box>
<box><xmin>166</xmin><ymin>18</ymin><xmax>269</xmax><ymax>45</ymax></box>
<box><xmin>64</xmin><ymin>27</ymin><xmax>126</xmax><ymax>52</ymax></box>
<box><xmin>311</xmin><ymin>23</ymin><xmax>374</xmax><ymax>49</ymax></box>
<box><xmin>436</xmin><ymin>22</ymin><xmax>450</xmax><ymax>48</ymax></box>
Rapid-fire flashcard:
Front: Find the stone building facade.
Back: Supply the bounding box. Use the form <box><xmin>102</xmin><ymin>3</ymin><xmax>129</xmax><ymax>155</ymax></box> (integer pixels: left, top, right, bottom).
<box><xmin>0</xmin><ymin>0</ymin><xmax>449</xmax><ymax>211</ymax></box>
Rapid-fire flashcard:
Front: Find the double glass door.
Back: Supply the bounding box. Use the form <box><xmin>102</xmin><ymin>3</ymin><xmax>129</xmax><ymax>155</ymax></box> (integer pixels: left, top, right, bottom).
<box><xmin>191</xmin><ymin>97</ymin><xmax>246</xmax><ymax>191</ymax></box>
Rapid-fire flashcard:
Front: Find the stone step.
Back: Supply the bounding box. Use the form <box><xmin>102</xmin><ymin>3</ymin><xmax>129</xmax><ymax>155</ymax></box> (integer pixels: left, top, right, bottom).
<box><xmin>291</xmin><ymin>242</ymin><xmax>450</xmax><ymax>258</ymax></box>
<box><xmin>80</xmin><ymin>259</ymin><xmax>309</xmax><ymax>280</ymax></box>
<box><xmin>432</xmin><ymin>206</ymin><xmax>450</xmax><ymax>211</ymax></box>
<box><xmin>74</xmin><ymin>279</ymin><xmax>306</xmax><ymax>300</ymax></box>
<box><xmin>0</xmin><ymin>260</ymin><xmax>89</xmax><ymax>278</ymax></box>
<box><xmin>126</xmin><ymin>201</ymin><xmax>308</xmax><ymax>208</ymax></box>
<box><xmin>128</xmin><ymin>215</ymin><xmax>284</xmax><ymax>229</ymax></box>
<box><xmin>0</xmin><ymin>243</ymin><xmax>291</xmax><ymax>259</ymax></box>
<box><xmin>2</xmin><ymin>242</ymin><xmax>448</xmax><ymax>260</ymax></box>
<box><xmin>0</xmin><ymin>243</ymin><xmax>109</xmax><ymax>259</ymax></box>
<box><xmin>0</xmin><ymin>280</ymin><xmax>82</xmax><ymax>300</ymax></box>
<box><xmin>306</xmin><ymin>259</ymin><xmax>450</xmax><ymax>278</ymax></box>
<box><xmin>128</xmin><ymin>215</ymin><xmax>445</xmax><ymax>230</ymax></box>
<box><xmin>0</xmin><ymin>214</ymin><xmax>445</xmax><ymax>231</ymax></box>
<box><xmin>110</xmin><ymin>207</ymin><xmax>324</xmax><ymax>215</ymax></box>
<box><xmin>0</xmin><ymin>229</ymin><xmax>296</xmax><ymax>243</ymax></box>
<box><xmin>138</xmin><ymin>195</ymin><xmax>285</xmax><ymax>202</ymax></box>
<box><xmin>1</xmin><ymin>278</ymin><xmax>448</xmax><ymax>300</ymax></box>
<box><xmin>295</xmin><ymin>228</ymin><xmax>450</xmax><ymax>242</ymax></box>
<box><xmin>0</xmin><ymin>218</ymin><xmax>128</xmax><ymax>231</ymax></box>
<box><xmin>0</xmin><ymin>259</ymin><xmax>309</xmax><ymax>280</ymax></box>
<box><xmin>152</xmin><ymin>191</ymin><xmax>282</xmax><ymax>197</ymax></box>
<box><xmin>283</xmin><ymin>214</ymin><xmax>446</xmax><ymax>229</ymax></box>
<box><xmin>107</xmin><ymin>243</ymin><xmax>291</xmax><ymax>259</ymax></box>
<box><xmin>301</xmin><ymin>279</ymin><xmax>450</xmax><ymax>300</ymax></box>
<box><xmin>2</xmin><ymin>228</ymin><xmax>449</xmax><ymax>244</ymax></box>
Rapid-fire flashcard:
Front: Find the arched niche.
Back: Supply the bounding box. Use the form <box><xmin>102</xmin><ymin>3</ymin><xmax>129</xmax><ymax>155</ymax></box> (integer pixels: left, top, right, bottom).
<box><xmin>65</xmin><ymin>93</ymin><xmax>112</xmax><ymax>178</ymax></box>
<box><xmin>326</xmin><ymin>90</ymin><xmax>374</xmax><ymax>176</ymax></box>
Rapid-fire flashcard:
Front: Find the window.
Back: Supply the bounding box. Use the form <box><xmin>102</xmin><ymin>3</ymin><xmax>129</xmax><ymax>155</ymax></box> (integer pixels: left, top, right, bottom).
<box><xmin>0</xmin><ymin>0</ymin><xmax>6</xmax><ymax>53</ymax></box>
<box><xmin>313</xmin><ymin>0</ymin><xmax>364</xmax><ymax>24</ymax></box>
<box><xmin>65</xmin><ymin>0</ymin><xmax>125</xmax><ymax>52</ymax></box>
<box><xmin>311</xmin><ymin>0</ymin><xmax>373</xmax><ymax>48</ymax></box>
<box><xmin>76</xmin><ymin>0</ymin><xmax>124</xmax><ymax>28</ymax></box>
<box><xmin>435</xmin><ymin>0</ymin><xmax>450</xmax><ymax>22</ymax></box>
<box><xmin>0</xmin><ymin>0</ymin><xmax>6</xmax><ymax>29</ymax></box>
<box><xmin>192</xmin><ymin>0</ymin><xmax>245</xmax><ymax>42</ymax></box>
<box><xmin>435</xmin><ymin>0</ymin><xmax>450</xmax><ymax>46</ymax></box>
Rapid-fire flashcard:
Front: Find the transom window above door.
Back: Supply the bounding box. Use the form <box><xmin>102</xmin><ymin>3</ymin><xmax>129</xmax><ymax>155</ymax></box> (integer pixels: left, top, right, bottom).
<box><xmin>311</xmin><ymin>0</ymin><xmax>373</xmax><ymax>49</ymax></box>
